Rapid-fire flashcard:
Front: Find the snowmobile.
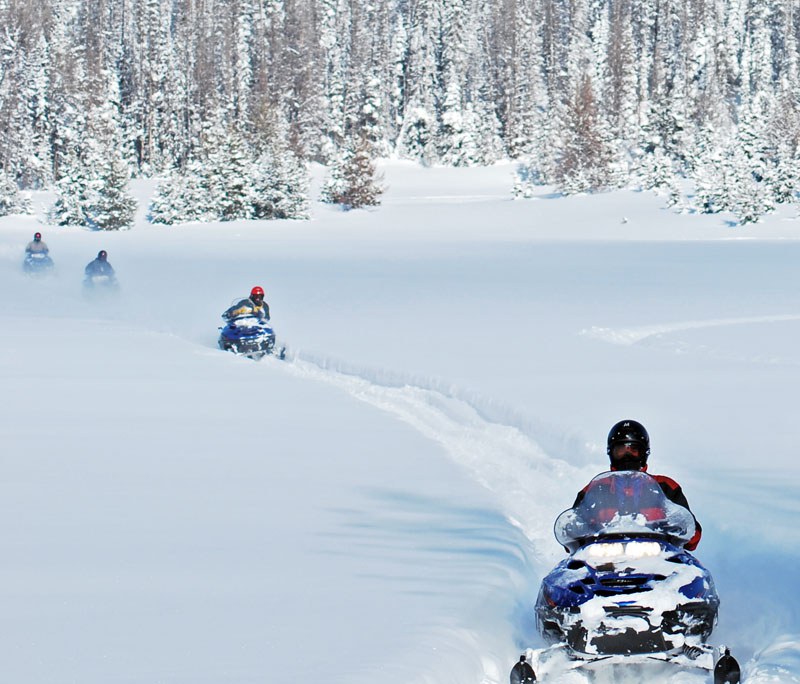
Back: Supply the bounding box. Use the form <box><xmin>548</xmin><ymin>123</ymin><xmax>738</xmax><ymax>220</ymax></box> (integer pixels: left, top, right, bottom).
<box><xmin>218</xmin><ymin>316</ymin><xmax>286</xmax><ymax>360</ymax></box>
<box><xmin>23</xmin><ymin>252</ymin><xmax>54</xmax><ymax>276</ymax></box>
<box><xmin>511</xmin><ymin>470</ymin><xmax>741</xmax><ymax>684</ymax></box>
<box><xmin>83</xmin><ymin>273</ymin><xmax>120</xmax><ymax>296</ymax></box>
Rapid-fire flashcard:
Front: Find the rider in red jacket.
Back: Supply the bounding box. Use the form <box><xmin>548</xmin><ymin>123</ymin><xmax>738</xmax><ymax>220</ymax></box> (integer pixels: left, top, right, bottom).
<box><xmin>573</xmin><ymin>419</ymin><xmax>702</xmax><ymax>551</ymax></box>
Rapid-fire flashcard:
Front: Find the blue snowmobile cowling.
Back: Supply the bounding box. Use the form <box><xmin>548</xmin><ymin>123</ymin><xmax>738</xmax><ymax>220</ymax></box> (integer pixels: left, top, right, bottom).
<box><xmin>218</xmin><ymin>316</ymin><xmax>285</xmax><ymax>360</ymax></box>
<box><xmin>535</xmin><ymin>471</ymin><xmax>719</xmax><ymax>657</ymax></box>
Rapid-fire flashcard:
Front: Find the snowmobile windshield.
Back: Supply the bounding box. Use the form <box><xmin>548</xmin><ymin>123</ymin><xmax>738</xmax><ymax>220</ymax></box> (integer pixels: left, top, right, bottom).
<box><xmin>554</xmin><ymin>471</ymin><xmax>696</xmax><ymax>549</ymax></box>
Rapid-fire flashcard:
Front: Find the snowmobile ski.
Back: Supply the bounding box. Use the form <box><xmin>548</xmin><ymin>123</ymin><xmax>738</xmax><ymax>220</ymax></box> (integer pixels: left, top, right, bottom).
<box><xmin>510</xmin><ymin>654</ymin><xmax>536</xmax><ymax>684</ymax></box>
<box><xmin>714</xmin><ymin>648</ymin><xmax>741</xmax><ymax>684</ymax></box>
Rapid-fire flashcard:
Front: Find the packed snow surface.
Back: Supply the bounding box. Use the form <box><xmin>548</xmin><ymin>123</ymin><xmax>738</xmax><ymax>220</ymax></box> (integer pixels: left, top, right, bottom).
<box><xmin>1</xmin><ymin>163</ymin><xmax>799</xmax><ymax>683</ymax></box>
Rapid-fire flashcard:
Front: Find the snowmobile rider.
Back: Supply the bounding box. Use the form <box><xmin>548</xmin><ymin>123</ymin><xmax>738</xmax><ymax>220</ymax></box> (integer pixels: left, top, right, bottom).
<box><xmin>573</xmin><ymin>419</ymin><xmax>702</xmax><ymax>551</ymax></box>
<box><xmin>222</xmin><ymin>286</ymin><xmax>270</xmax><ymax>322</ymax></box>
<box><xmin>85</xmin><ymin>250</ymin><xmax>115</xmax><ymax>277</ymax></box>
<box><xmin>25</xmin><ymin>232</ymin><xmax>49</xmax><ymax>255</ymax></box>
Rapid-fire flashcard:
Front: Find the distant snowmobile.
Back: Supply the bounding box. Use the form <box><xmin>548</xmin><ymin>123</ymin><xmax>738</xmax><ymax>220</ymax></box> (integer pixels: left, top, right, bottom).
<box><xmin>218</xmin><ymin>316</ymin><xmax>286</xmax><ymax>360</ymax></box>
<box><xmin>82</xmin><ymin>273</ymin><xmax>120</xmax><ymax>297</ymax></box>
<box><xmin>83</xmin><ymin>250</ymin><xmax>119</xmax><ymax>297</ymax></box>
<box><xmin>23</xmin><ymin>252</ymin><xmax>54</xmax><ymax>276</ymax></box>
<box><xmin>512</xmin><ymin>470</ymin><xmax>740</xmax><ymax>684</ymax></box>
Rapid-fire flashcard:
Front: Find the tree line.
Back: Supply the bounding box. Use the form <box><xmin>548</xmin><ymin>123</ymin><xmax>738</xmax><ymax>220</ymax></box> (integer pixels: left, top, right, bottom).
<box><xmin>1</xmin><ymin>0</ymin><xmax>798</xmax><ymax>225</ymax></box>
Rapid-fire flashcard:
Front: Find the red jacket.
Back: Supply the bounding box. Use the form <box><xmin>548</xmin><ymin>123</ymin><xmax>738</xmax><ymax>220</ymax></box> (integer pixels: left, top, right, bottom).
<box><xmin>573</xmin><ymin>471</ymin><xmax>702</xmax><ymax>551</ymax></box>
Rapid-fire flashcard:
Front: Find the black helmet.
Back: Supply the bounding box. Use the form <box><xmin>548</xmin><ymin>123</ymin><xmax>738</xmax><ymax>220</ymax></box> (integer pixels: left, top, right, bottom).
<box><xmin>98</xmin><ymin>250</ymin><xmax>107</xmax><ymax>260</ymax></box>
<box><xmin>607</xmin><ymin>419</ymin><xmax>650</xmax><ymax>470</ymax></box>
<box><xmin>34</xmin><ymin>232</ymin><xmax>42</xmax><ymax>240</ymax></box>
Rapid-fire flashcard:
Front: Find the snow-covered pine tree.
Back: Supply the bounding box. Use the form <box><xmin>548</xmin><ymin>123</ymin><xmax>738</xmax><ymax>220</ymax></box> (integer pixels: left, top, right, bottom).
<box><xmin>250</xmin><ymin>149</ymin><xmax>310</xmax><ymax>220</ymax></box>
<box><xmin>124</xmin><ymin>0</ymin><xmax>183</xmax><ymax>175</ymax></box>
<box><xmin>83</xmin><ymin>154</ymin><xmax>137</xmax><ymax>230</ymax></box>
<box><xmin>497</xmin><ymin>0</ymin><xmax>546</xmax><ymax>158</ymax></box>
<box><xmin>41</xmin><ymin>0</ymin><xmax>88</xmax><ymax>184</ymax></box>
<box><xmin>151</xmin><ymin>109</ymin><xmax>310</xmax><ymax>224</ymax></box>
<box><xmin>386</xmin><ymin>9</ymin><xmax>409</xmax><ymax>154</ymax></box>
<box><xmin>398</xmin><ymin>107</ymin><xmax>436</xmax><ymax>165</ymax></box>
<box><xmin>689</xmin><ymin>123</ymin><xmax>731</xmax><ymax>215</ymax></box>
<box><xmin>555</xmin><ymin>73</ymin><xmax>616</xmax><ymax>193</ymax></box>
<box><xmin>52</xmin><ymin>150</ymin><xmax>137</xmax><ymax>230</ymax></box>
<box><xmin>250</xmin><ymin>115</ymin><xmax>310</xmax><ymax>220</ymax></box>
<box><xmin>637</xmin><ymin>147</ymin><xmax>681</xmax><ymax>207</ymax></box>
<box><xmin>740</xmin><ymin>1</ymin><xmax>773</xmax><ymax>114</ymax></box>
<box><xmin>437</xmin><ymin>0</ymin><xmax>476</xmax><ymax>166</ymax></box>
<box><xmin>148</xmin><ymin>172</ymin><xmax>187</xmax><ymax>225</ymax></box>
<box><xmin>24</xmin><ymin>33</ymin><xmax>53</xmax><ymax>188</ymax></box>
<box><xmin>461</xmin><ymin>0</ymin><xmax>505</xmax><ymax>164</ymax></box>
<box><xmin>233</xmin><ymin>0</ymin><xmax>256</xmax><ymax>123</ymax></box>
<box><xmin>86</xmin><ymin>92</ymin><xmax>137</xmax><ymax>230</ymax></box>
<box><xmin>203</xmin><ymin>122</ymin><xmax>253</xmax><ymax>221</ymax></box>
<box><xmin>725</xmin><ymin>103</ymin><xmax>776</xmax><ymax>224</ymax></box>
<box><xmin>582</xmin><ymin>0</ymin><xmax>629</xmax><ymax>188</ymax></box>
<box><xmin>683</xmin><ymin>0</ymin><xmax>735</xmax><ymax>127</ymax></box>
<box><xmin>255</xmin><ymin>0</ymin><xmax>323</xmax><ymax>161</ymax></box>
<box><xmin>0</xmin><ymin>169</ymin><xmax>32</xmax><ymax>215</ymax></box>
<box><xmin>146</xmin><ymin>110</ymin><xmax>228</xmax><ymax>223</ymax></box>
<box><xmin>512</xmin><ymin>101</ymin><xmax>558</xmax><ymax>196</ymax></box>
<box><xmin>687</xmin><ymin>110</ymin><xmax>777</xmax><ymax>225</ymax></box>
<box><xmin>398</xmin><ymin>0</ymin><xmax>443</xmax><ymax>164</ymax></box>
<box><xmin>49</xmin><ymin>146</ymin><xmax>88</xmax><ymax>226</ymax></box>
<box><xmin>766</xmin><ymin>89</ymin><xmax>800</xmax><ymax>205</ymax></box>
<box><xmin>50</xmin><ymin>96</ymin><xmax>137</xmax><ymax>230</ymax></box>
<box><xmin>321</xmin><ymin>133</ymin><xmax>384</xmax><ymax>209</ymax></box>
<box><xmin>636</xmin><ymin>87</ymin><xmax>690</xmax><ymax>206</ymax></box>
<box><xmin>602</xmin><ymin>0</ymin><xmax>638</xmax><ymax>145</ymax></box>
<box><xmin>149</xmin><ymin>157</ymin><xmax>215</xmax><ymax>225</ymax></box>
<box><xmin>359</xmin><ymin>2</ymin><xmax>396</xmax><ymax>158</ymax></box>
<box><xmin>768</xmin><ymin>145</ymin><xmax>800</xmax><ymax>207</ymax></box>
<box><xmin>0</xmin><ymin>22</ymin><xmax>52</xmax><ymax>189</ymax></box>
<box><xmin>317</xmin><ymin>0</ymin><xmax>347</xmax><ymax>161</ymax></box>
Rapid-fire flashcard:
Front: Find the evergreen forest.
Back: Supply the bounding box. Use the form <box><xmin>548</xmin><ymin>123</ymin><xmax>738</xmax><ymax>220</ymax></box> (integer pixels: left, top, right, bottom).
<box><xmin>1</xmin><ymin>0</ymin><xmax>799</xmax><ymax>224</ymax></box>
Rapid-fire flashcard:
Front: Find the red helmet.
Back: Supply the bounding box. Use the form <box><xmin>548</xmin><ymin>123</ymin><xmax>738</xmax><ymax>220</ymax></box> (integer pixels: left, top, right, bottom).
<box><xmin>250</xmin><ymin>286</ymin><xmax>264</xmax><ymax>298</ymax></box>
<box><xmin>34</xmin><ymin>232</ymin><xmax>42</xmax><ymax>240</ymax></box>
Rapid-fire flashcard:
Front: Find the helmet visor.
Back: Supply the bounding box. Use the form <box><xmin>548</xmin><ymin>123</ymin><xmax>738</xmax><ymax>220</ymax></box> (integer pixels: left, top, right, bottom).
<box><xmin>611</xmin><ymin>442</ymin><xmax>645</xmax><ymax>469</ymax></box>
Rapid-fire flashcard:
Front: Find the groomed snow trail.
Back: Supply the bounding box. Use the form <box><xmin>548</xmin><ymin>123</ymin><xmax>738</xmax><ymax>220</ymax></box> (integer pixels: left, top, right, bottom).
<box><xmin>582</xmin><ymin>314</ymin><xmax>800</xmax><ymax>347</ymax></box>
<box><xmin>284</xmin><ymin>353</ymin><xmax>594</xmax><ymax>571</ymax></box>
<box><xmin>582</xmin><ymin>314</ymin><xmax>800</xmax><ymax>366</ymax></box>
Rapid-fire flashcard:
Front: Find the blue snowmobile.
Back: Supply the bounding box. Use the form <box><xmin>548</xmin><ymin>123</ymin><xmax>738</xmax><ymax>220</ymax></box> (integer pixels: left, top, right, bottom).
<box><xmin>218</xmin><ymin>316</ymin><xmax>286</xmax><ymax>360</ymax></box>
<box><xmin>511</xmin><ymin>470</ymin><xmax>740</xmax><ymax>684</ymax></box>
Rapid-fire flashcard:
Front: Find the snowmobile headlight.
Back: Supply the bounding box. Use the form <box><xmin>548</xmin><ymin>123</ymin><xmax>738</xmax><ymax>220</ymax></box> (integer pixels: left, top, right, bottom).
<box><xmin>587</xmin><ymin>542</ymin><xmax>625</xmax><ymax>558</ymax></box>
<box><xmin>623</xmin><ymin>541</ymin><xmax>662</xmax><ymax>558</ymax></box>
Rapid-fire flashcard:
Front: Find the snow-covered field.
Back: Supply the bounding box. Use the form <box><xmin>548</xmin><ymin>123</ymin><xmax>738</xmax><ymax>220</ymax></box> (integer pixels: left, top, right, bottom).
<box><xmin>1</xmin><ymin>163</ymin><xmax>799</xmax><ymax>684</ymax></box>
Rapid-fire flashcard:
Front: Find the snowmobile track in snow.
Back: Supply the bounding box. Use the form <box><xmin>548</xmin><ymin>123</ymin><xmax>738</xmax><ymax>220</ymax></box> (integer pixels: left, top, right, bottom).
<box><xmin>282</xmin><ymin>353</ymin><xmax>598</xmax><ymax>568</ymax></box>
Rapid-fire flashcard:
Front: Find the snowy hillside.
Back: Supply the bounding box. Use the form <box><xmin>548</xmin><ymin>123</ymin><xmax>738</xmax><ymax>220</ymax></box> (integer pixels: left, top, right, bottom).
<box><xmin>1</xmin><ymin>163</ymin><xmax>799</xmax><ymax>684</ymax></box>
